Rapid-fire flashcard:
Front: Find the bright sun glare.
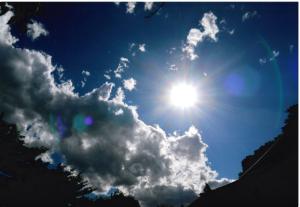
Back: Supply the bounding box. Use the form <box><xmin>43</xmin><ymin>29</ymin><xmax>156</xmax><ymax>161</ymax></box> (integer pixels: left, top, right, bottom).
<box><xmin>169</xmin><ymin>83</ymin><xmax>198</xmax><ymax>109</ymax></box>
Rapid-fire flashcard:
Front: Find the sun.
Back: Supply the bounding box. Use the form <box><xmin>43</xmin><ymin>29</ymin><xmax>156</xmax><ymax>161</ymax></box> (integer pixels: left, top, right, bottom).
<box><xmin>169</xmin><ymin>82</ymin><xmax>198</xmax><ymax>109</ymax></box>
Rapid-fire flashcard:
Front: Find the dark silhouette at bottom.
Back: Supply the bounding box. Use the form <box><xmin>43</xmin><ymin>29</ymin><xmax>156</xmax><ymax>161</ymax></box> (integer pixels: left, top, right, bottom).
<box><xmin>189</xmin><ymin>105</ymin><xmax>298</xmax><ymax>207</ymax></box>
<box><xmin>0</xmin><ymin>115</ymin><xmax>140</xmax><ymax>207</ymax></box>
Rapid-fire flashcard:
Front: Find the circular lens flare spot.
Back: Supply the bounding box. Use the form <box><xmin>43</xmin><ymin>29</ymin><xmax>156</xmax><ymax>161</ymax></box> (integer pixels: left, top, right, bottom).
<box><xmin>84</xmin><ymin>116</ymin><xmax>93</xmax><ymax>126</ymax></box>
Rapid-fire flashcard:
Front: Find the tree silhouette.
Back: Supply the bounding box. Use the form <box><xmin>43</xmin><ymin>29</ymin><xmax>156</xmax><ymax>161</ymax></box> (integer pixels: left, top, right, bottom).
<box><xmin>0</xmin><ymin>116</ymin><xmax>140</xmax><ymax>207</ymax></box>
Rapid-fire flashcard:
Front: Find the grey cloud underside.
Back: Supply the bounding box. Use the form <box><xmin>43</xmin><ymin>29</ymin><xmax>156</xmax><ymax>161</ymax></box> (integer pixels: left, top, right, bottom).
<box><xmin>0</xmin><ymin>10</ymin><xmax>232</xmax><ymax>207</ymax></box>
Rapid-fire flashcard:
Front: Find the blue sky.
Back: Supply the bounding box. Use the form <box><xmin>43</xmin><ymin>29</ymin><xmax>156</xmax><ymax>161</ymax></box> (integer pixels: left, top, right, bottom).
<box><xmin>0</xmin><ymin>3</ymin><xmax>297</xmax><ymax>205</ymax></box>
<box><xmin>13</xmin><ymin>2</ymin><xmax>298</xmax><ymax>180</ymax></box>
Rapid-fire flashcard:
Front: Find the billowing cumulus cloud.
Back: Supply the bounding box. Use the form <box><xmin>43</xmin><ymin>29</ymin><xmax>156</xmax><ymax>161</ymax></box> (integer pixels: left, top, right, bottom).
<box><xmin>123</xmin><ymin>78</ymin><xmax>137</xmax><ymax>91</ymax></box>
<box><xmin>0</xmin><ymin>10</ymin><xmax>232</xmax><ymax>207</ymax></box>
<box><xmin>183</xmin><ymin>11</ymin><xmax>219</xmax><ymax>60</ymax></box>
<box><xmin>27</xmin><ymin>20</ymin><xmax>49</xmax><ymax>41</ymax></box>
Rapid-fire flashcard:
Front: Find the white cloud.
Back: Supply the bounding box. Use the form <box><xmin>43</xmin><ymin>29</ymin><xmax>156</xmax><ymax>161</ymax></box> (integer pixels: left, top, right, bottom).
<box><xmin>220</xmin><ymin>19</ymin><xmax>226</xmax><ymax>25</ymax></box>
<box><xmin>200</xmin><ymin>12</ymin><xmax>219</xmax><ymax>41</ymax></box>
<box><xmin>0</xmin><ymin>10</ymin><xmax>232</xmax><ymax>207</ymax></box>
<box><xmin>126</xmin><ymin>2</ymin><xmax>137</xmax><ymax>14</ymax></box>
<box><xmin>242</xmin><ymin>11</ymin><xmax>258</xmax><ymax>22</ymax></box>
<box><xmin>144</xmin><ymin>2</ymin><xmax>154</xmax><ymax>11</ymax></box>
<box><xmin>182</xmin><ymin>44</ymin><xmax>198</xmax><ymax>60</ymax></box>
<box><xmin>0</xmin><ymin>10</ymin><xmax>18</xmax><ymax>45</ymax></box>
<box><xmin>168</xmin><ymin>47</ymin><xmax>176</xmax><ymax>55</ymax></box>
<box><xmin>81</xmin><ymin>70</ymin><xmax>91</xmax><ymax>88</ymax></box>
<box><xmin>259</xmin><ymin>58</ymin><xmax>267</xmax><ymax>65</ymax></box>
<box><xmin>168</xmin><ymin>64</ymin><xmax>178</xmax><ymax>71</ymax></box>
<box><xmin>129</xmin><ymin>42</ymin><xmax>146</xmax><ymax>56</ymax></box>
<box><xmin>228</xmin><ymin>29</ymin><xmax>235</xmax><ymax>35</ymax></box>
<box><xmin>259</xmin><ymin>50</ymin><xmax>280</xmax><ymax>65</ymax></box>
<box><xmin>82</xmin><ymin>70</ymin><xmax>91</xmax><ymax>76</ymax></box>
<box><xmin>112</xmin><ymin>87</ymin><xmax>125</xmax><ymax>104</ymax></box>
<box><xmin>114</xmin><ymin>108</ymin><xmax>124</xmax><ymax>116</ymax></box>
<box><xmin>138</xmin><ymin>43</ymin><xmax>146</xmax><ymax>52</ymax></box>
<box><xmin>123</xmin><ymin>78</ymin><xmax>137</xmax><ymax>91</ymax></box>
<box><xmin>57</xmin><ymin>66</ymin><xmax>64</xmax><ymax>80</ymax></box>
<box><xmin>208</xmin><ymin>178</ymin><xmax>235</xmax><ymax>190</ymax></box>
<box><xmin>183</xmin><ymin>12</ymin><xmax>219</xmax><ymax>60</ymax></box>
<box><xmin>269</xmin><ymin>50</ymin><xmax>280</xmax><ymax>61</ymax></box>
<box><xmin>129</xmin><ymin>42</ymin><xmax>136</xmax><ymax>51</ymax></box>
<box><xmin>186</xmin><ymin>28</ymin><xmax>204</xmax><ymax>46</ymax></box>
<box><xmin>114</xmin><ymin>57</ymin><xmax>129</xmax><ymax>78</ymax></box>
<box><xmin>219</xmin><ymin>17</ymin><xmax>235</xmax><ymax>36</ymax></box>
<box><xmin>104</xmin><ymin>74</ymin><xmax>111</xmax><ymax>80</ymax></box>
<box><xmin>81</xmin><ymin>80</ymin><xmax>86</xmax><ymax>88</ymax></box>
<box><xmin>27</xmin><ymin>20</ymin><xmax>49</xmax><ymax>41</ymax></box>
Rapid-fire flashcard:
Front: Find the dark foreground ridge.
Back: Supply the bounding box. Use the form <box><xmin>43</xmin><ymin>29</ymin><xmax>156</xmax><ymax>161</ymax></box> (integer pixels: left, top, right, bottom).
<box><xmin>0</xmin><ymin>114</ymin><xmax>140</xmax><ymax>207</ymax></box>
<box><xmin>188</xmin><ymin>105</ymin><xmax>298</xmax><ymax>207</ymax></box>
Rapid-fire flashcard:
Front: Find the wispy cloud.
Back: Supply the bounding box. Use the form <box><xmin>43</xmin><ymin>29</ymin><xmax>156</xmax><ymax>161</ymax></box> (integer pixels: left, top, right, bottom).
<box><xmin>80</xmin><ymin>70</ymin><xmax>91</xmax><ymax>88</ymax></box>
<box><xmin>114</xmin><ymin>57</ymin><xmax>129</xmax><ymax>78</ymax></box>
<box><xmin>126</xmin><ymin>2</ymin><xmax>137</xmax><ymax>14</ymax></box>
<box><xmin>259</xmin><ymin>50</ymin><xmax>280</xmax><ymax>65</ymax></box>
<box><xmin>129</xmin><ymin>42</ymin><xmax>147</xmax><ymax>56</ymax></box>
<box><xmin>259</xmin><ymin>58</ymin><xmax>267</xmax><ymax>65</ymax></box>
<box><xmin>242</xmin><ymin>11</ymin><xmax>258</xmax><ymax>22</ymax></box>
<box><xmin>27</xmin><ymin>20</ymin><xmax>49</xmax><ymax>41</ymax></box>
<box><xmin>104</xmin><ymin>74</ymin><xmax>111</xmax><ymax>80</ymax></box>
<box><xmin>219</xmin><ymin>18</ymin><xmax>235</xmax><ymax>35</ymax></box>
<box><xmin>144</xmin><ymin>2</ymin><xmax>154</xmax><ymax>11</ymax></box>
<box><xmin>269</xmin><ymin>50</ymin><xmax>279</xmax><ymax>61</ymax></box>
<box><xmin>289</xmin><ymin>44</ymin><xmax>294</xmax><ymax>53</ymax></box>
<box><xmin>167</xmin><ymin>63</ymin><xmax>178</xmax><ymax>71</ymax></box>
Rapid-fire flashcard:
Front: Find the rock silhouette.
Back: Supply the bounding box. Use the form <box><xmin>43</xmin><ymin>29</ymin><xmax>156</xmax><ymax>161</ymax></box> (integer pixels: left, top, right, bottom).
<box><xmin>188</xmin><ymin>105</ymin><xmax>298</xmax><ymax>207</ymax></box>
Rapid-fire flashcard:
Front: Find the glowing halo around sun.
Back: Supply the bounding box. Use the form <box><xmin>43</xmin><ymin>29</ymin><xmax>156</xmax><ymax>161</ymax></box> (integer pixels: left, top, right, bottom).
<box><xmin>169</xmin><ymin>82</ymin><xmax>198</xmax><ymax>109</ymax></box>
